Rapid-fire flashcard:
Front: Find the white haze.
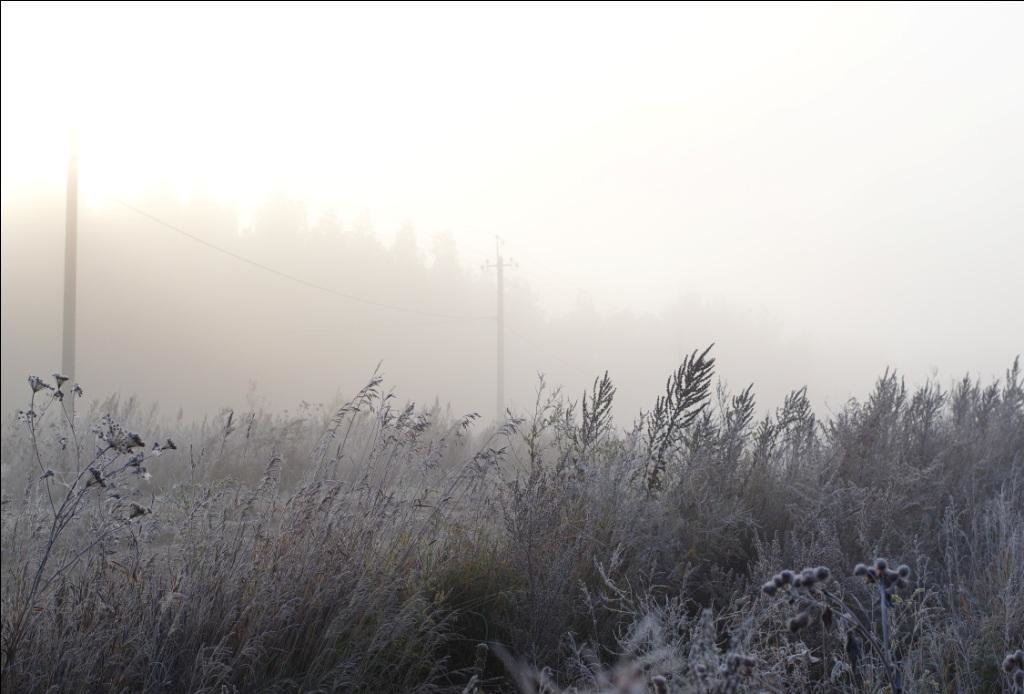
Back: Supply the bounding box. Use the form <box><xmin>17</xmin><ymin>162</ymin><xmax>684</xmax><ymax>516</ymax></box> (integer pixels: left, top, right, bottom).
<box><xmin>2</xmin><ymin>2</ymin><xmax>1022</xmax><ymax>420</ymax></box>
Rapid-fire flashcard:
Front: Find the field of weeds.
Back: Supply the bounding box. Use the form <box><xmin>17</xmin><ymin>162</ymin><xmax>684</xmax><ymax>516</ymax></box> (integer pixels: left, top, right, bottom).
<box><xmin>2</xmin><ymin>350</ymin><xmax>1022</xmax><ymax>693</ymax></box>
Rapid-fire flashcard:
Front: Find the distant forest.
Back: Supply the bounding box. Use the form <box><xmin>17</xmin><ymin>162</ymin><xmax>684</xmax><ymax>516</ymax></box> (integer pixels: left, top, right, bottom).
<box><xmin>1</xmin><ymin>190</ymin><xmax>907</xmax><ymax>420</ymax></box>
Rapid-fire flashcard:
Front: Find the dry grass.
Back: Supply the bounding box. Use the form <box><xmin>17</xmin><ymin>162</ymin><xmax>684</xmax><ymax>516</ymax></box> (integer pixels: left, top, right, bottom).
<box><xmin>2</xmin><ymin>353</ymin><xmax>1021</xmax><ymax>692</ymax></box>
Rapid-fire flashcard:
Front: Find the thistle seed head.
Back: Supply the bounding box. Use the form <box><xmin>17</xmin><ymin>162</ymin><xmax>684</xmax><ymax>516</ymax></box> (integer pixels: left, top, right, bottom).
<box><xmin>788</xmin><ymin>611</ymin><xmax>811</xmax><ymax>632</ymax></box>
<box><xmin>897</xmin><ymin>564</ymin><xmax>911</xmax><ymax>578</ymax></box>
<box><xmin>762</xmin><ymin>581</ymin><xmax>778</xmax><ymax>596</ymax></box>
<box><xmin>727</xmin><ymin>653</ymin><xmax>756</xmax><ymax>676</ymax></box>
<box><xmin>779</xmin><ymin>570</ymin><xmax>794</xmax><ymax>585</ymax></box>
<box><xmin>1003</xmin><ymin>651</ymin><xmax>1024</xmax><ymax>677</ymax></box>
<box><xmin>815</xmin><ymin>566</ymin><xmax>831</xmax><ymax>582</ymax></box>
<box><xmin>853</xmin><ymin>563</ymin><xmax>869</xmax><ymax>577</ymax></box>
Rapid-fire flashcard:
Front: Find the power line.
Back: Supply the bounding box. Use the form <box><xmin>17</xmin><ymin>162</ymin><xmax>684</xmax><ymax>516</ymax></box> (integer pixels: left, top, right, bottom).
<box><xmin>115</xmin><ymin>199</ymin><xmax>494</xmax><ymax>322</ymax></box>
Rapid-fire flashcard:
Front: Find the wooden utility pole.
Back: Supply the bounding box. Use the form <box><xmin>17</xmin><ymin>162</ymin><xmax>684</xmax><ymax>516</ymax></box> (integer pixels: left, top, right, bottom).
<box><xmin>62</xmin><ymin>132</ymin><xmax>78</xmax><ymax>395</ymax></box>
<box><xmin>485</xmin><ymin>237</ymin><xmax>515</xmax><ymax>421</ymax></box>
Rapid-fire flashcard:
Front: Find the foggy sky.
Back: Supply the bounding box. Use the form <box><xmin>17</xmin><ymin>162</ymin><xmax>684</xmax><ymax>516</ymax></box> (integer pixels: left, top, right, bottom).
<box><xmin>2</xmin><ymin>2</ymin><xmax>1022</xmax><ymax>421</ymax></box>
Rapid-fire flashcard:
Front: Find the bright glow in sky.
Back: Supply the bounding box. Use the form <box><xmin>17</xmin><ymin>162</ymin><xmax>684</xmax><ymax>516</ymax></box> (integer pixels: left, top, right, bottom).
<box><xmin>3</xmin><ymin>1</ymin><xmax>1023</xmax><ymax>362</ymax></box>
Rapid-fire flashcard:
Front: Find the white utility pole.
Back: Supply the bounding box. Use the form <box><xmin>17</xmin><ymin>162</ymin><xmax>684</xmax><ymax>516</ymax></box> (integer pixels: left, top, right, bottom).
<box><xmin>484</xmin><ymin>237</ymin><xmax>515</xmax><ymax>421</ymax></box>
<box><xmin>62</xmin><ymin>132</ymin><xmax>79</xmax><ymax>395</ymax></box>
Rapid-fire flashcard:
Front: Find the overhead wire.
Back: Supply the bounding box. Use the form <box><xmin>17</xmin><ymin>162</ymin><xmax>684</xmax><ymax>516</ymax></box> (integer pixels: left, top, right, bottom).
<box><xmin>115</xmin><ymin>198</ymin><xmax>494</xmax><ymax>322</ymax></box>
<box><xmin>118</xmin><ymin>198</ymin><xmax>592</xmax><ymax>378</ymax></box>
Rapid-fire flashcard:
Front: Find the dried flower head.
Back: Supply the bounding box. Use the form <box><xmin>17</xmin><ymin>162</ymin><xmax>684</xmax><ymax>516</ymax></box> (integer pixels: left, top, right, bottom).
<box><xmin>1003</xmin><ymin>650</ymin><xmax>1024</xmax><ymax>678</ymax></box>
<box><xmin>788</xmin><ymin>611</ymin><xmax>811</xmax><ymax>632</ymax></box>
<box><xmin>53</xmin><ymin>373</ymin><xmax>69</xmax><ymax>388</ymax></box>
<box><xmin>28</xmin><ymin>375</ymin><xmax>52</xmax><ymax>393</ymax></box>
<box><xmin>762</xmin><ymin>581</ymin><xmax>779</xmax><ymax>596</ymax></box>
<box><xmin>855</xmin><ymin>557</ymin><xmax>912</xmax><ymax>593</ymax></box>
<box><xmin>727</xmin><ymin>653</ymin><xmax>756</xmax><ymax>677</ymax></box>
<box><xmin>473</xmin><ymin>642</ymin><xmax>488</xmax><ymax>672</ymax></box>
<box><xmin>86</xmin><ymin>467</ymin><xmax>106</xmax><ymax>488</ymax></box>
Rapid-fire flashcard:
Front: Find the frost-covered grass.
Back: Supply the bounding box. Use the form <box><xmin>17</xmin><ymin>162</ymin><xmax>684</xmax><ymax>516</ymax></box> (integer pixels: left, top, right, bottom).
<box><xmin>2</xmin><ymin>352</ymin><xmax>1022</xmax><ymax>692</ymax></box>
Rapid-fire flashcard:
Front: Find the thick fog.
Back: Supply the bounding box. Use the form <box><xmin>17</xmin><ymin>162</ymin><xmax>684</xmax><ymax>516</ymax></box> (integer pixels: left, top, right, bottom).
<box><xmin>2</xmin><ymin>3</ymin><xmax>1022</xmax><ymax>422</ymax></box>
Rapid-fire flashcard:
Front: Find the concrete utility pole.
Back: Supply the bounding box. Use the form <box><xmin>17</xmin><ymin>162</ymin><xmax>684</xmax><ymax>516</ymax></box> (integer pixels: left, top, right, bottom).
<box><xmin>484</xmin><ymin>237</ymin><xmax>515</xmax><ymax>421</ymax></box>
<box><xmin>62</xmin><ymin>132</ymin><xmax>79</xmax><ymax>395</ymax></box>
